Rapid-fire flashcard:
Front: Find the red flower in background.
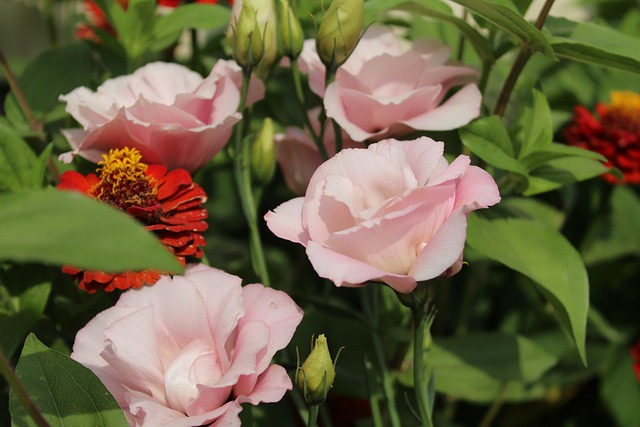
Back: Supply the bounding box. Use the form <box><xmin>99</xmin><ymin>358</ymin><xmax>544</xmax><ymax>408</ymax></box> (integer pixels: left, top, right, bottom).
<box><xmin>564</xmin><ymin>91</ymin><xmax>640</xmax><ymax>184</ymax></box>
<box><xmin>632</xmin><ymin>341</ymin><xmax>640</xmax><ymax>382</ymax></box>
<box><xmin>58</xmin><ymin>147</ymin><xmax>208</xmax><ymax>293</ymax></box>
<box><xmin>76</xmin><ymin>0</ymin><xmax>231</xmax><ymax>42</ymax></box>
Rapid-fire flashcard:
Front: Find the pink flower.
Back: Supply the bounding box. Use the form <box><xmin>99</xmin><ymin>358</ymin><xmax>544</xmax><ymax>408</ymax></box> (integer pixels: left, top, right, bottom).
<box><xmin>265</xmin><ymin>137</ymin><xmax>500</xmax><ymax>293</ymax></box>
<box><xmin>297</xmin><ymin>26</ymin><xmax>482</xmax><ymax>142</ymax></box>
<box><xmin>59</xmin><ymin>60</ymin><xmax>264</xmax><ymax>172</ymax></box>
<box><xmin>71</xmin><ymin>264</ymin><xmax>303</xmax><ymax>426</ymax></box>
<box><xmin>277</xmin><ymin>107</ymin><xmax>365</xmax><ymax>195</ymax></box>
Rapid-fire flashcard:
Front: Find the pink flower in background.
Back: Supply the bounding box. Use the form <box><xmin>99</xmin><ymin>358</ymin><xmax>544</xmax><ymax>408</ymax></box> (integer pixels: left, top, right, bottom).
<box><xmin>71</xmin><ymin>264</ymin><xmax>303</xmax><ymax>426</ymax></box>
<box><xmin>297</xmin><ymin>26</ymin><xmax>482</xmax><ymax>142</ymax></box>
<box><xmin>277</xmin><ymin>107</ymin><xmax>365</xmax><ymax>195</ymax></box>
<box><xmin>59</xmin><ymin>60</ymin><xmax>264</xmax><ymax>172</ymax></box>
<box><xmin>265</xmin><ymin>137</ymin><xmax>500</xmax><ymax>293</ymax></box>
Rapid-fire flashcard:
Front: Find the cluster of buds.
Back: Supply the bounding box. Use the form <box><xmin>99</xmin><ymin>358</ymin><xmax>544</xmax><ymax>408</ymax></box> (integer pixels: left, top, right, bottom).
<box><xmin>296</xmin><ymin>334</ymin><xmax>339</xmax><ymax>405</ymax></box>
<box><xmin>229</xmin><ymin>0</ymin><xmax>364</xmax><ymax>74</ymax></box>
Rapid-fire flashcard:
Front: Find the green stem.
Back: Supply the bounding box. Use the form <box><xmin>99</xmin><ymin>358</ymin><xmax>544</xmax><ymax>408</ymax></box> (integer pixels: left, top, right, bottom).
<box><xmin>492</xmin><ymin>0</ymin><xmax>556</xmax><ymax>117</ymax></box>
<box><xmin>0</xmin><ymin>350</ymin><xmax>50</xmax><ymax>427</ymax></box>
<box><xmin>290</xmin><ymin>59</ymin><xmax>328</xmax><ymax>160</ymax></box>
<box><xmin>411</xmin><ymin>294</ymin><xmax>434</xmax><ymax>427</ymax></box>
<box><xmin>323</xmin><ymin>66</ymin><xmax>343</xmax><ymax>153</ymax></box>
<box><xmin>307</xmin><ymin>403</ymin><xmax>320</xmax><ymax>427</ymax></box>
<box><xmin>477</xmin><ymin>383</ymin><xmax>509</xmax><ymax>427</ymax></box>
<box><xmin>361</xmin><ymin>287</ymin><xmax>402</xmax><ymax>427</ymax></box>
<box><xmin>232</xmin><ymin>70</ymin><xmax>271</xmax><ymax>287</ymax></box>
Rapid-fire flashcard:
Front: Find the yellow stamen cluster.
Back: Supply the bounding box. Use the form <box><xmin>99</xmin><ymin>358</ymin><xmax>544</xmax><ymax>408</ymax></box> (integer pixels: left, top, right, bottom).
<box><xmin>92</xmin><ymin>147</ymin><xmax>158</xmax><ymax>211</ymax></box>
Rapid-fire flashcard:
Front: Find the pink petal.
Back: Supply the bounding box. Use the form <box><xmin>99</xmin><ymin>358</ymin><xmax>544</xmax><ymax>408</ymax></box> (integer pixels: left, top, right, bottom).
<box><xmin>454</xmin><ymin>165</ymin><xmax>502</xmax><ymax>212</ymax></box>
<box><xmin>264</xmin><ymin>198</ymin><xmax>309</xmax><ymax>245</ymax></box>
<box><xmin>409</xmin><ymin>209</ymin><xmax>468</xmax><ymax>281</ymax></box>
<box><xmin>238</xmin><ymin>364</ymin><xmax>292</xmax><ymax>405</ymax></box>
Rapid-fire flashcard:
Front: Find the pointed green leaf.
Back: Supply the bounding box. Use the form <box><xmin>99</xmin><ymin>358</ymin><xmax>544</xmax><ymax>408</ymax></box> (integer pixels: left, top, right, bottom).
<box><xmin>524</xmin><ymin>156</ymin><xmax>608</xmax><ymax>195</ymax></box>
<box><xmin>520</xmin><ymin>143</ymin><xmax>606</xmax><ymax>170</ymax></box>
<box><xmin>450</xmin><ymin>0</ymin><xmax>555</xmax><ymax>57</ymax></box>
<box><xmin>546</xmin><ymin>17</ymin><xmax>640</xmax><ymax>75</ymax></box>
<box><xmin>154</xmin><ymin>3</ymin><xmax>230</xmax><ymax>39</ymax></box>
<box><xmin>601</xmin><ymin>346</ymin><xmax>640</xmax><ymax>427</ymax></box>
<box><xmin>518</xmin><ymin>89</ymin><xmax>552</xmax><ymax>158</ymax></box>
<box><xmin>0</xmin><ymin>124</ymin><xmax>43</xmax><ymax>191</ymax></box>
<box><xmin>466</xmin><ymin>215</ymin><xmax>589</xmax><ymax>364</ymax></box>
<box><xmin>0</xmin><ymin>189</ymin><xmax>183</xmax><ymax>273</ymax></box>
<box><xmin>459</xmin><ymin>116</ymin><xmax>527</xmax><ymax>175</ymax></box>
<box><xmin>9</xmin><ymin>334</ymin><xmax>127</xmax><ymax>426</ymax></box>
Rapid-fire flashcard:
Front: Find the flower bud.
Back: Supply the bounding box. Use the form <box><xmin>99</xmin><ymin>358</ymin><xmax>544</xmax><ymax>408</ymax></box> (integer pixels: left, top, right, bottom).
<box><xmin>316</xmin><ymin>0</ymin><xmax>364</xmax><ymax>69</ymax></box>
<box><xmin>251</xmin><ymin>117</ymin><xmax>276</xmax><ymax>184</ymax></box>
<box><xmin>297</xmin><ymin>334</ymin><xmax>336</xmax><ymax>404</ymax></box>
<box><xmin>278</xmin><ymin>0</ymin><xmax>304</xmax><ymax>59</ymax></box>
<box><xmin>231</xmin><ymin>1</ymin><xmax>264</xmax><ymax>70</ymax></box>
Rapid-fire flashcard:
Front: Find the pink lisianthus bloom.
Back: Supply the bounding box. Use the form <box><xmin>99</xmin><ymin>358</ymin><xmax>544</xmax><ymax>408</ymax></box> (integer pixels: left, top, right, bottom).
<box><xmin>277</xmin><ymin>107</ymin><xmax>365</xmax><ymax>195</ymax></box>
<box><xmin>297</xmin><ymin>25</ymin><xmax>482</xmax><ymax>142</ymax></box>
<box><xmin>265</xmin><ymin>137</ymin><xmax>500</xmax><ymax>293</ymax></box>
<box><xmin>59</xmin><ymin>60</ymin><xmax>264</xmax><ymax>172</ymax></box>
<box><xmin>71</xmin><ymin>264</ymin><xmax>303</xmax><ymax>426</ymax></box>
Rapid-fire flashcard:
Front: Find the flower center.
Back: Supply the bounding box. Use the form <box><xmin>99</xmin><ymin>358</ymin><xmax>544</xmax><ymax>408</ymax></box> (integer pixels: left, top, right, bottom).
<box><xmin>91</xmin><ymin>147</ymin><xmax>158</xmax><ymax>211</ymax></box>
<box><xmin>604</xmin><ymin>91</ymin><xmax>640</xmax><ymax>134</ymax></box>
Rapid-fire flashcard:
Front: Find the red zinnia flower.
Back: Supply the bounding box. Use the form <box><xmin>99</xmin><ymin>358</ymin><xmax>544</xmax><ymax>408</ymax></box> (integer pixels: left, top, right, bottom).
<box><xmin>58</xmin><ymin>147</ymin><xmax>208</xmax><ymax>293</ymax></box>
<box><xmin>564</xmin><ymin>91</ymin><xmax>640</xmax><ymax>184</ymax></box>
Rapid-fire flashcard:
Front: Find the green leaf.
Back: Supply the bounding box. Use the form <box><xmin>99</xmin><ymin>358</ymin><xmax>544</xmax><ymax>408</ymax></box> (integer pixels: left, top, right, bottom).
<box><xmin>500</xmin><ymin>197</ymin><xmax>564</xmax><ymax>229</ymax></box>
<box><xmin>5</xmin><ymin>43</ymin><xmax>96</xmax><ymax>117</ymax></box>
<box><xmin>425</xmin><ymin>333</ymin><xmax>557</xmax><ymax>402</ymax></box>
<box><xmin>459</xmin><ymin>116</ymin><xmax>527</xmax><ymax>175</ymax></box>
<box><xmin>365</xmin><ymin>0</ymin><xmax>494</xmax><ymax>64</ymax></box>
<box><xmin>518</xmin><ymin>89</ymin><xmax>552</xmax><ymax>158</ymax></box>
<box><xmin>520</xmin><ymin>143</ymin><xmax>606</xmax><ymax>170</ymax></box>
<box><xmin>450</xmin><ymin>0</ymin><xmax>555</xmax><ymax>57</ymax></box>
<box><xmin>0</xmin><ymin>124</ymin><xmax>44</xmax><ymax>191</ymax></box>
<box><xmin>109</xmin><ymin>0</ymin><xmax>158</xmax><ymax>61</ymax></box>
<box><xmin>524</xmin><ymin>156</ymin><xmax>609</xmax><ymax>195</ymax></box>
<box><xmin>546</xmin><ymin>17</ymin><xmax>640</xmax><ymax>75</ymax></box>
<box><xmin>0</xmin><ymin>281</ymin><xmax>51</xmax><ymax>357</ymax></box>
<box><xmin>466</xmin><ymin>215</ymin><xmax>589</xmax><ymax>364</ymax></box>
<box><xmin>0</xmin><ymin>189</ymin><xmax>183</xmax><ymax>273</ymax></box>
<box><xmin>154</xmin><ymin>4</ymin><xmax>230</xmax><ymax>41</ymax></box>
<box><xmin>581</xmin><ymin>186</ymin><xmax>640</xmax><ymax>264</ymax></box>
<box><xmin>9</xmin><ymin>334</ymin><xmax>128</xmax><ymax>427</ymax></box>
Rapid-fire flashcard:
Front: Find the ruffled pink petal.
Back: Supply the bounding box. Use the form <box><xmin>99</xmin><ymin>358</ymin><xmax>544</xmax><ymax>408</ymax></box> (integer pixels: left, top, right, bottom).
<box><xmin>454</xmin><ymin>165</ymin><xmax>502</xmax><ymax>212</ymax></box>
<box><xmin>306</xmin><ymin>241</ymin><xmax>418</xmax><ymax>292</ymax></box>
<box><xmin>400</xmin><ymin>83</ymin><xmax>482</xmax><ymax>131</ymax></box>
<box><xmin>238</xmin><ymin>364</ymin><xmax>292</xmax><ymax>405</ymax></box>
<box><xmin>264</xmin><ymin>198</ymin><xmax>309</xmax><ymax>245</ymax></box>
<box><xmin>408</xmin><ymin>209</ymin><xmax>468</xmax><ymax>281</ymax></box>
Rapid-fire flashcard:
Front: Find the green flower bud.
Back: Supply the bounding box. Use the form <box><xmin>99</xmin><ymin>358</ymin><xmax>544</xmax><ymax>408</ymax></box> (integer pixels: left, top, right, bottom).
<box><xmin>297</xmin><ymin>334</ymin><xmax>336</xmax><ymax>404</ymax></box>
<box><xmin>278</xmin><ymin>0</ymin><xmax>304</xmax><ymax>59</ymax></box>
<box><xmin>232</xmin><ymin>1</ymin><xmax>264</xmax><ymax>71</ymax></box>
<box><xmin>252</xmin><ymin>0</ymin><xmax>279</xmax><ymax>78</ymax></box>
<box><xmin>316</xmin><ymin>0</ymin><xmax>364</xmax><ymax>70</ymax></box>
<box><xmin>251</xmin><ymin>118</ymin><xmax>276</xmax><ymax>184</ymax></box>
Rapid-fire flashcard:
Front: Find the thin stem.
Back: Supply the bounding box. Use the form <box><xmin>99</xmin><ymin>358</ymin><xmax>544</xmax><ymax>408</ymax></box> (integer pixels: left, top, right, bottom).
<box><xmin>411</xmin><ymin>295</ymin><xmax>434</xmax><ymax>427</ymax></box>
<box><xmin>492</xmin><ymin>0</ymin><xmax>556</xmax><ymax>117</ymax></box>
<box><xmin>0</xmin><ymin>350</ymin><xmax>51</xmax><ymax>427</ymax></box>
<box><xmin>307</xmin><ymin>404</ymin><xmax>320</xmax><ymax>427</ymax></box>
<box><xmin>0</xmin><ymin>48</ymin><xmax>40</xmax><ymax>133</ymax></box>
<box><xmin>361</xmin><ymin>287</ymin><xmax>402</xmax><ymax>427</ymax></box>
<box><xmin>290</xmin><ymin>59</ymin><xmax>328</xmax><ymax>160</ymax></box>
<box><xmin>477</xmin><ymin>383</ymin><xmax>510</xmax><ymax>427</ymax></box>
<box><xmin>232</xmin><ymin>70</ymin><xmax>271</xmax><ymax>287</ymax></box>
<box><xmin>323</xmin><ymin>66</ymin><xmax>343</xmax><ymax>153</ymax></box>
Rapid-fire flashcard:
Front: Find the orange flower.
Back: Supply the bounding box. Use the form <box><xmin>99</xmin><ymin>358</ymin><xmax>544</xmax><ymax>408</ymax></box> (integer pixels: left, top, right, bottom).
<box><xmin>564</xmin><ymin>91</ymin><xmax>640</xmax><ymax>184</ymax></box>
<box><xmin>58</xmin><ymin>147</ymin><xmax>208</xmax><ymax>293</ymax></box>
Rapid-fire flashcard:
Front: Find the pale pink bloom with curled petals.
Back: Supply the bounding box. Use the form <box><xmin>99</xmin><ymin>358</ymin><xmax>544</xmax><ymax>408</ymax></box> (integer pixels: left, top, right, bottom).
<box><xmin>277</xmin><ymin>107</ymin><xmax>365</xmax><ymax>195</ymax></box>
<box><xmin>60</xmin><ymin>60</ymin><xmax>264</xmax><ymax>172</ymax></box>
<box><xmin>71</xmin><ymin>264</ymin><xmax>303</xmax><ymax>427</ymax></box>
<box><xmin>297</xmin><ymin>25</ymin><xmax>482</xmax><ymax>142</ymax></box>
<box><xmin>265</xmin><ymin>137</ymin><xmax>500</xmax><ymax>293</ymax></box>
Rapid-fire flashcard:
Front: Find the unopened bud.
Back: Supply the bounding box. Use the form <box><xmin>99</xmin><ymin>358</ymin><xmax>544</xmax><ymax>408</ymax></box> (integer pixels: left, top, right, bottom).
<box><xmin>297</xmin><ymin>334</ymin><xmax>336</xmax><ymax>404</ymax></box>
<box><xmin>316</xmin><ymin>0</ymin><xmax>364</xmax><ymax>69</ymax></box>
<box><xmin>278</xmin><ymin>0</ymin><xmax>304</xmax><ymax>59</ymax></box>
<box><xmin>232</xmin><ymin>1</ymin><xmax>264</xmax><ymax>70</ymax></box>
<box><xmin>251</xmin><ymin>117</ymin><xmax>276</xmax><ymax>184</ymax></box>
